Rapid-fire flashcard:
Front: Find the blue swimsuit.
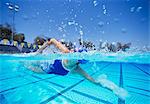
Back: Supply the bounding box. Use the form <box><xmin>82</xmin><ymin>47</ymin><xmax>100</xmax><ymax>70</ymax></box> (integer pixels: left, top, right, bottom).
<box><xmin>41</xmin><ymin>60</ymin><xmax>69</xmax><ymax>76</ymax></box>
<box><xmin>41</xmin><ymin>59</ymin><xmax>88</xmax><ymax>76</ymax></box>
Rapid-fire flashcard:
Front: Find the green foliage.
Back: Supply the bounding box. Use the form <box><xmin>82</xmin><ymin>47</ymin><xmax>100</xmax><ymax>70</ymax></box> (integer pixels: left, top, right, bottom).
<box><xmin>0</xmin><ymin>24</ymin><xmax>12</xmax><ymax>40</ymax></box>
<box><xmin>13</xmin><ymin>33</ymin><xmax>25</xmax><ymax>43</ymax></box>
<box><xmin>34</xmin><ymin>36</ymin><xmax>46</xmax><ymax>45</ymax></box>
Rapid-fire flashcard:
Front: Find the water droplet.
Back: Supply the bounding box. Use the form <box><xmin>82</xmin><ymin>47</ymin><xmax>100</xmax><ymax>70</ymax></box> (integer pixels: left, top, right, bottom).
<box><xmin>8</xmin><ymin>5</ymin><xmax>13</xmax><ymax>10</ymax></box>
<box><xmin>6</xmin><ymin>2</ymin><xmax>10</xmax><ymax>5</ymax></box>
<box><xmin>106</xmin><ymin>22</ymin><xmax>110</xmax><ymax>25</ymax></box>
<box><xmin>121</xmin><ymin>28</ymin><xmax>127</xmax><ymax>33</ymax></box>
<box><xmin>49</xmin><ymin>19</ymin><xmax>53</xmax><ymax>23</ymax></box>
<box><xmin>114</xmin><ymin>18</ymin><xmax>119</xmax><ymax>22</ymax></box>
<box><xmin>130</xmin><ymin>7</ymin><xmax>135</xmax><ymax>12</ymax></box>
<box><xmin>90</xmin><ymin>18</ymin><xmax>93</xmax><ymax>21</ymax></box>
<box><xmin>22</xmin><ymin>15</ymin><xmax>29</xmax><ymax>20</ymax></box>
<box><xmin>68</xmin><ymin>20</ymin><xmax>75</xmax><ymax>25</ymax></box>
<box><xmin>141</xmin><ymin>18</ymin><xmax>146</xmax><ymax>22</ymax></box>
<box><xmin>103</xmin><ymin>9</ymin><xmax>107</xmax><ymax>15</ymax></box>
<box><xmin>93</xmin><ymin>0</ymin><xmax>98</xmax><ymax>7</ymax></box>
<box><xmin>74</xmin><ymin>14</ymin><xmax>77</xmax><ymax>18</ymax></box>
<box><xmin>102</xmin><ymin>4</ymin><xmax>106</xmax><ymax>9</ymax></box>
<box><xmin>79</xmin><ymin>25</ymin><xmax>83</xmax><ymax>28</ymax></box>
<box><xmin>63</xmin><ymin>34</ymin><xmax>66</xmax><ymax>37</ymax></box>
<box><xmin>46</xmin><ymin>9</ymin><xmax>49</xmax><ymax>12</ymax></box>
<box><xmin>136</xmin><ymin>7</ymin><xmax>142</xmax><ymax>12</ymax></box>
<box><xmin>98</xmin><ymin>21</ymin><xmax>104</xmax><ymax>27</ymax></box>
<box><xmin>36</xmin><ymin>12</ymin><xmax>40</xmax><ymax>15</ymax></box>
<box><xmin>79</xmin><ymin>30</ymin><xmax>83</xmax><ymax>35</ymax></box>
<box><xmin>100</xmin><ymin>31</ymin><xmax>105</xmax><ymax>34</ymax></box>
<box><xmin>58</xmin><ymin>27</ymin><xmax>63</xmax><ymax>32</ymax></box>
<box><xmin>75</xmin><ymin>23</ymin><xmax>78</xmax><ymax>26</ymax></box>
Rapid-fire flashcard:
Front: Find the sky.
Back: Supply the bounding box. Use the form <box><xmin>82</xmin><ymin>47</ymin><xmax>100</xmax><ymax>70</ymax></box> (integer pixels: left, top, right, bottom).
<box><xmin>0</xmin><ymin>0</ymin><xmax>149</xmax><ymax>48</ymax></box>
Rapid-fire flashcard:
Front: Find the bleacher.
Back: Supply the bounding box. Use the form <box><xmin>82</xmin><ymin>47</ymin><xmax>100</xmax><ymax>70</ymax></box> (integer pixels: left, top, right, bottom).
<box><xmin>0</xmin><ymin>39</ymin><xmax>42</xmax><ymax>53</ymax></box>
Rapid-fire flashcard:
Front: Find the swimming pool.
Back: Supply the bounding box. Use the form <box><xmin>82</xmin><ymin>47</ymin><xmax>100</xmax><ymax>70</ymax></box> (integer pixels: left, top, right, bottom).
<box><xmin>0</xmin><ymin>52</ymin><xmax>150</xmax><ymax>104</ymax></box>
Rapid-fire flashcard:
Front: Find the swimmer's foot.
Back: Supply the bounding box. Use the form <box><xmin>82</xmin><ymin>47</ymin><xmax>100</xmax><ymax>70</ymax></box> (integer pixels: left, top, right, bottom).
<box><xmin>113</xmin><ymin>87</ymin><xmax>128</xmax><ymax>100</ymax></box>
<box><xmin>96</xmin><ymin>74</ymin><xmax>128</xmax><ymax>100</ymax></box>
<box><xmin>97</xmin><ymin>74</ymin><xmax>107</xmax><ymax>80</ymax></box>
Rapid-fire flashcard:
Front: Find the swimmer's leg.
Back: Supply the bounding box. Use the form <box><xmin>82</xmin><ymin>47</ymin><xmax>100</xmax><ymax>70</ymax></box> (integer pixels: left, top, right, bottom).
<box><xmin>74</xmin><ymin>65</ymin><xmax>97</xmax><ymax>83</ymax></box>
<box><xmin>23</xmin><ymin>61</ymin><xmax>46</xmax><ymax>74</ymax></box>
<box><xmin>74</xmin><ymin>66</ymin><xmax>128</xmax><ymax>100</ymax></box>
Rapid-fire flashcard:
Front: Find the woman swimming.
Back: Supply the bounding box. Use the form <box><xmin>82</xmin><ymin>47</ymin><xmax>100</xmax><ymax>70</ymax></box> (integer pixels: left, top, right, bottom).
<box><xmin>25</xmin><ymin>38</ymin><xmax>128</xmax><ymax>100</ymax></box>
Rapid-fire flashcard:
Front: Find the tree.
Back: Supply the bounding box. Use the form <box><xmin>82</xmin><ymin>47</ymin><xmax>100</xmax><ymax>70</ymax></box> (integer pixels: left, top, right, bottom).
<box><xmin>0</xmin><ymin>24</ymin><xmax>12</xmax><ymax>40</ymax></box>
<box><xmin>13</xmin><ymin>33</ymin><xmax>25</xmax><ymax>43</ymax></box>
<box><xmin>34</xmin><ymin>36</ymin><xmax>46</xmax><ymax>45</ymax></box>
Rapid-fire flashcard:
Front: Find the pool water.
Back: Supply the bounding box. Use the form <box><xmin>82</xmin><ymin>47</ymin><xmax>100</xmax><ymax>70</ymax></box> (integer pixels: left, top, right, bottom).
<box><xmin>0</xmin><ymin>52</ymin><xmax>150</xmax><ymax>104</ymax></box>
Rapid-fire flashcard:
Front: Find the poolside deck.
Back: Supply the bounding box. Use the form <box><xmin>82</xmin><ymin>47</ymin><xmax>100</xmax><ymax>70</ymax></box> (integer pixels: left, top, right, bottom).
<box><xmin>0</xmin><ymin>62</ymin><xmax>150</xmax><ymax>104</ymax></box>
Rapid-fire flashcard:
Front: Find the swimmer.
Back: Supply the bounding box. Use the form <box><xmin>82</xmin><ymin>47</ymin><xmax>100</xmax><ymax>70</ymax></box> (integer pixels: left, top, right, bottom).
<box><xmin>24</xmin><ymin>38</ymin><xmax>128</xmax><ymax>100</ymax></box>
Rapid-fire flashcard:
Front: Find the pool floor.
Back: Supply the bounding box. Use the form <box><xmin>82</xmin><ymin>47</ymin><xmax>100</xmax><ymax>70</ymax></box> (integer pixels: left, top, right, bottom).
<box><xmin>0</xmin><ymin>62</ymin><xmax>150</xmax><ymax>104</ymax></box>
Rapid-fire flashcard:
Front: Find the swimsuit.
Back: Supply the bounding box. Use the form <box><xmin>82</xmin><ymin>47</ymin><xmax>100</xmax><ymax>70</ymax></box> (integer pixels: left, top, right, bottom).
<box><xmin>41</xmin><ymin>60</ymin><xmax>69</xmax><ymax>75</ymax></box>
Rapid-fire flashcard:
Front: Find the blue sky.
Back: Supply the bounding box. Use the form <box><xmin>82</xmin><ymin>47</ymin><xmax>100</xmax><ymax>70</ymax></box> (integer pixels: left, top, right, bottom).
<box><xmin>0</xmin><ymin>0</ymin><xmax>149</xmax><ymax>47</ymax></box>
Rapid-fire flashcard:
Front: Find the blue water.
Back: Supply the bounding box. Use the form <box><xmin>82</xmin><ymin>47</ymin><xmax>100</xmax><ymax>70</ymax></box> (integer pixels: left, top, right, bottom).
<box><xmin>0</xmin><ymin>52</ymin><xmax>150</xmax><ymax>104</ymax></box>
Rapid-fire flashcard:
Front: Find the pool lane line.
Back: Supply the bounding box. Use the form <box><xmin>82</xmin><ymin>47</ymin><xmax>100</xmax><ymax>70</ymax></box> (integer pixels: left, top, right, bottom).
<box><xmin>28</xmin><ymin>74</ymin><xmax>65</xmax><ymax>88</ymax></box>
<box><xmin>40</xmin><ymin>63</ymin><xmax>112</xmax><ymax>104</ymax></box>
<box><xmin>14</xmin><ymin>71</ymin><xmax>77</xmax><ymax>103</ymax></box>
<box><xmin>29</xmin><ymin>74</ymin><xmax>78</xmax><ymax>103</ymax></box>
<box><xmin>126</xmin><ymin>85</ymin><xmax>150</xmax><ymax>93</ymax></box>
<box><xmin>17</xmin><ymin>69</ymin><xmax>66</xmax><ymax>88</ymax></box>
<box><xmin>128</xmin><ymin>90</ymin><xmax>150</xmax><ymax>98</ymax></box>
<box><xmin>124</xmin><ymin>76</ymin><xmax>150</xmax><ymax>82</ymax></box>
<box><xmin>119</xmin><ymin>63</ymin><xmax>123</xmax><ymax>87</ymax></box>
<box><xmin>132</xmin><ymin>64</ymin><xmax>150</xmax><ymax>76</ymax></box>
<box><xmin>118</xmin><ymin>63</ymin><xmax>125</xmax><ymax>104</ymax></box>
<box><xmin>0</xmin><ymin>76</ymin><xmax>56</xmax><ymax>94</ymax></box>
<box><xmin>71</xmin><ymin>90</ymin><xmax>113</xmax><ymax>104</ymax></box>
<box><xmin>0</xmin><ymin>75</ymin><xmax>23</xmax><ymax>81</ymax></box>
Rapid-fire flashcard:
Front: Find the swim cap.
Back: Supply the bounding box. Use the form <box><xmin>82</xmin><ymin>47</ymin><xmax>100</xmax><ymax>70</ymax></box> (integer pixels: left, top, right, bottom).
<box><xmin>47</xmin><ymin>38</ymin><xmax>51</xmax><ymax>41</ymax></box>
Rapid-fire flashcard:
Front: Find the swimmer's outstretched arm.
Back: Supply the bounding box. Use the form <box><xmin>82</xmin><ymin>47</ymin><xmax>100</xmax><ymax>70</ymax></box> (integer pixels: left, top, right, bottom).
<box><xmin>36</xmin><ymin>38</ymin><xmax>70</xmax><ymax>54</ymax></box>
<box><xmin>36</xmin><ymin>41</ymin><xmax>49</xmax><ymax>54</ymax></box>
